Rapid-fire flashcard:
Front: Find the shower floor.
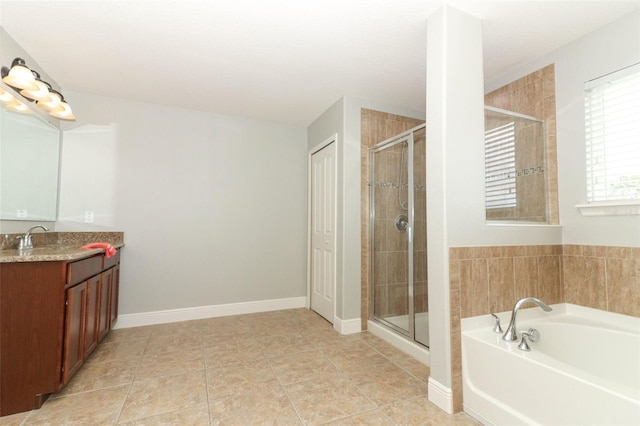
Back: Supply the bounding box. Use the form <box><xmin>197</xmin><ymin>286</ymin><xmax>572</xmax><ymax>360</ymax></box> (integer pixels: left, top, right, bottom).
<box><xmin>381</xmin><ymin>312</ymin><xmax>430</xmax><ymax>347</ymax></box>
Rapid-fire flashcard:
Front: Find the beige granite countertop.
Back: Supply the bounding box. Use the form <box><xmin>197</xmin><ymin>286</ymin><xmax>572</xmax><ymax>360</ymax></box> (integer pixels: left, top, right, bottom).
<box><xmin>0</xmin><ymin>232</ymin><xmax>124</xmax><ymax>263</ymax></box>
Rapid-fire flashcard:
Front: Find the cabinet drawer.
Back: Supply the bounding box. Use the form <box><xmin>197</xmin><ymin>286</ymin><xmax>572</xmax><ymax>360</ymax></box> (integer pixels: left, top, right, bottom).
<box><xmin>66</xmin><ymin>256</ymin><xmax>102</xmax><ymax>286</ymax></box>
<box><xmin>103</xmin><ymin>250</ymin><xmax>120</xmax><ymax>270</ymax></box>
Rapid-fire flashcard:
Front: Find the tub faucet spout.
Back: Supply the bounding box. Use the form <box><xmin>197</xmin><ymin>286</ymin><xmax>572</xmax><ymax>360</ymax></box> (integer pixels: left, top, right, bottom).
<box><xmin>502</xmin><ymin>297</ymin><xmax>552</xmax><ymax>342</ymax></box>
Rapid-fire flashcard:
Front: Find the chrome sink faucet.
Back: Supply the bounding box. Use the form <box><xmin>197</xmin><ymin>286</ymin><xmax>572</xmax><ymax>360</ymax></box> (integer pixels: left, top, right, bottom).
<box><xmin>17</xmin><ymin>225</ymin><xmax>49</xmax><ymax>250</ymax></box>
<box><xmin>502</xmin><ymin>297</ymin><xmax>552</xmax><ymax>342</ymax></box>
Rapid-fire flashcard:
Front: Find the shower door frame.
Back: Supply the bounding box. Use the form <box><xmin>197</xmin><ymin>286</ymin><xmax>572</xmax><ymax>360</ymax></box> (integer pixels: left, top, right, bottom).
<box><xmin>369</xmin><ymin>123</ymin><xmax>426</xmax><ymax>341</ymax></box>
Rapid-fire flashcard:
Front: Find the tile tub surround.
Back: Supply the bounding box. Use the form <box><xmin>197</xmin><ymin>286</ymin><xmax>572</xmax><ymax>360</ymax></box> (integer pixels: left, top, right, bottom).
<box><xmin>448</xmin><ymin>243</ymin><xmax>640</xmax><ymax>413</ymax></box>
<box><xmin>1</xmin><ymin>308</ymin><xmax>479</xmax><ymax>425</ymax></box>
<box><xmin>563</xmin><ymin>245</ymin><xmax>640</xmax><ymax>318</ymax></box>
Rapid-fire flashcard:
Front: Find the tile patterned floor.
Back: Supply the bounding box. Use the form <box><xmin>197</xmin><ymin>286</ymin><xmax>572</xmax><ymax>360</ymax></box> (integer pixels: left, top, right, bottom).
<box><xmin>2</xmin><ymin>309</ymin><xmax>479</xmax><ymax>425</ymax></box>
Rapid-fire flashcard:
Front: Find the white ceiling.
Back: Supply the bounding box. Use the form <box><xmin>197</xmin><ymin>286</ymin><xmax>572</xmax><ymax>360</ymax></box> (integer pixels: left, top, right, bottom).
<box><xmin>1</xmin><ymin>1</ymin><xmax>638</xmax><ymax>126</ymax></box>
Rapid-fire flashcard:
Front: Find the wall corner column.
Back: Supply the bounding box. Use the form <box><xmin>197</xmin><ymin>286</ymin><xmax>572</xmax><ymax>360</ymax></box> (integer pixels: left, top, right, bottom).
<box><xmin>426</xmin><ymin>5</ymin><xmax>484</xmax><ymax>414</ymax></box>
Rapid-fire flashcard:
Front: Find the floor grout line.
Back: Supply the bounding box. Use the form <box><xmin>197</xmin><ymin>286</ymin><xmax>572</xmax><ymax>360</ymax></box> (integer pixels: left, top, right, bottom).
<box><xmin>13</xmin><ymin>308</ymin><xmax>477</xmax><ymax>425</ymax></box>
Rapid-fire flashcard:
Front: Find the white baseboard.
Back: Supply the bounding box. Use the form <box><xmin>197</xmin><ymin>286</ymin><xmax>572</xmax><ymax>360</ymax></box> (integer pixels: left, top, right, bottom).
<box><xmin>113</xmin><ymin>296</ymin><xmax>307</xmax><ymax>329</ymax></box>
<box><xmin>428</xmin><ymin>377</ymin><xmax>453</xmax><ymax>414</ymax></box>
<box><xmin>333</xmin><ymin>316</ymin><xmax>362</xmax><ymax>335</ymax></box>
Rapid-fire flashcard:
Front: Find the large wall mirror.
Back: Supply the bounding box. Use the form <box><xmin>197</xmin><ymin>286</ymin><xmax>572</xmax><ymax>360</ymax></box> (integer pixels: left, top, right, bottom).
<box><xmin>0</xmin><ymin>99</ymin><xmax>60</xmax><ymax>221</ymax></box>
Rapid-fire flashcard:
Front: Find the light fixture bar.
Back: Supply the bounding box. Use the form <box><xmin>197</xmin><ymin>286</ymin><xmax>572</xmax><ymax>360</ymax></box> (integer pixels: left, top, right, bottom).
<box><xmin>1</xmin><ymin>57</ymin><xmax>75</xmax><ymax>120</ymax></box>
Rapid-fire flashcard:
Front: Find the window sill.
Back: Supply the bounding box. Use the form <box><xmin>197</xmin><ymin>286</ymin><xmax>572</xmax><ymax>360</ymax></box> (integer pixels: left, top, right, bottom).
<box><xmin>575</xmin><ymin>201</ymin><xmax>640</xmax><ymax>216</ymax></box>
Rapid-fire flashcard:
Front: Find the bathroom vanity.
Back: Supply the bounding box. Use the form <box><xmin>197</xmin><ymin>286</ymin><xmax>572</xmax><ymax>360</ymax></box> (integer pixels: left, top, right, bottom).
<box><xmin>0</xmin><ymin>234</ymin><xmax>123</xmax><ymax>416</ymax></box>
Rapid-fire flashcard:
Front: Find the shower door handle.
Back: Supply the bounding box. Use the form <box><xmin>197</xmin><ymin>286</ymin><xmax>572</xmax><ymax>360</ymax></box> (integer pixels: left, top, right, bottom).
<box><xmin>407</xmin><ymin>225</ymin><xmax>412</xmax><ymax>244</ymax></box>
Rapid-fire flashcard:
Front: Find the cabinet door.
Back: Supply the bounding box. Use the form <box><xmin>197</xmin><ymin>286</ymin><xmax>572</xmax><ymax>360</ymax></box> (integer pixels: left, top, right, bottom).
<box><xmin>97</xmin><ymin>268</ymin><xmax>113</xmax><ymax>342</ymax></box>
<box><xmin>62</xmin><ymin>281</ymin><xmax>87</xmax><ymax>385</ymax></box>
<box><xmin>109</xmin><ymin>265</ymin><xmax>120</xmax><ymax>328</ymax></box>
<box><xmin>83</xmin><ymin>275</ymin><xmax>101</xmax><ymax>358</ymax></box>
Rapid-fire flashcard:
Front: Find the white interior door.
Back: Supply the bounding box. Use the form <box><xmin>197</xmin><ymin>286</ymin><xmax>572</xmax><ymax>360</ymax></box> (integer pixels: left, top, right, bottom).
<box><xmin>310</xmin><ymin>141</ymin><xmax>336</xmax><ymax>323</ymax></box>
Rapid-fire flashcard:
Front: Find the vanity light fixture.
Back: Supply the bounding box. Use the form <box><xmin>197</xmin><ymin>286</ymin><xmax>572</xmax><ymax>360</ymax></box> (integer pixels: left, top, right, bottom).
<box><xmin>35</xmin><ymin>89</ymin><xmax>75</xmax><ymax>120</ymax></box>
<box><xmin>1</xmin><ymin>57</ymin><xmax>75</xmax><ymax>120</ymax></box>
<box><xmin>35</xmin><ymin>90</ymin><xmax>63</xmax><ymax>111</ymax></box>
<box><xmin>47</xmin><ymin>98</ymin><xmax>75</xmax><ymax>120</ymax></box>
<box><xmin>0</xmin><ymin>87</ymin><xmax>31</xmax><ymax>114</ymax></box>
<box><xmin>1</xmin><ymin>58</ymin><xmax>38</xmax><ymax>91</ymax></box>
<box><xmin>0</xmin><ymin>87</ymin><xmax>15</xmax><ymax>103</ymax></box>
<box><xmin>20</xmin><ymin>76</ymin><xmax>54</xmax><ymax>103</ymax></box>
<box><xmin>5</xmin><ymin>99</ymin><xmax>31</xmax><ymax>114</ymax></box>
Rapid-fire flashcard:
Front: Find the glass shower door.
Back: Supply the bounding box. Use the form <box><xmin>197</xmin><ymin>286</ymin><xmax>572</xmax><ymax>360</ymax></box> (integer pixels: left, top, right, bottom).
<box><xmin>412</xmin><ymin>127</ymin><xmax>429</xmax><ymax>346</ymax></box>
<box><xmin>371</xmin><ymin>135</ymin><xmax>414</xmax><ymax>338</ymax></box>
<box><xmin>370</xmin><ymin>125</ymin><xmax>428</xmax><ymax>348</ymax></box>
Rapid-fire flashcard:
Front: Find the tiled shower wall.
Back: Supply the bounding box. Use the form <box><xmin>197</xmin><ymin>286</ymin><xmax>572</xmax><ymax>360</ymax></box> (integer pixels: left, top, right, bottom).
<box><xmin>360</xmin><ymin>109</ymin><xmax>424</xmax><ymax>330</ymax></box>
<box><xmin>448</xmin><ymin>244</ymin><xmax>640</xmax><ymax>412</ymax></box>
<box><xmin>484</xmin><ymin>111</ymin><xmax>546</xmax><ymax>222</ymax></box>
<box><xmin>485</xmin><ymin>64</ymin><xmax>559</xmax><ymax>224</ymax></box>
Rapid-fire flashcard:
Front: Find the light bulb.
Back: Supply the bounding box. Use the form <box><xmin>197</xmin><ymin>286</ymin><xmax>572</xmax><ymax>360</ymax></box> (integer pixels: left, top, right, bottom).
<box><xmin>2</xmin><ymin>63</ymin><xmax>38</xmax><ymax>91</ymax></box>
<box><xmin>20</xmin><ymin>80</ymin><xmax>53</xmax><ymax>102</ymax></box>
<box><xmin>36</xmin><ymin>91</ymin><xmax>64</xmax><ymax>112</ymax></box>
<box><xmin>5</xmin><ymin>99</ymin><xmax>31</xmax><ymax>114</ymax></box>
<box><xmin>0</xmin><ymin>88</ymin><xmax>16</xmax><ymax>104</ymax></box>
<box><xmin>48</xmin><ymin>101</ymin><xmax>75</xmax><ymax>120</ymax></box>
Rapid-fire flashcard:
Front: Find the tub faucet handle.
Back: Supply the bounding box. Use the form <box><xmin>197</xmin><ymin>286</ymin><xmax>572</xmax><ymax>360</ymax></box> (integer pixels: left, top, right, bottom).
<box><xmin>490</xmin><ymin>313</ymin><xmax>503</xmax><ymax>333</ymax></box>
<box><xmin>518</xmin><ymin>328</ymin><xmax>540</xmax><ymax>352</ymax></box>
<box><xmin>518</xmin><ymin>333</ymin><xmax>531</xmax><ymax>351</ymax></box>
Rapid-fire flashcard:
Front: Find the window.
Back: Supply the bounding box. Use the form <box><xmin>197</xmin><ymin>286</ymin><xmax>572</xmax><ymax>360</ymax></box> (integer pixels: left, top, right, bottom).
<box><xmin>585</xmin><ymin>63</ymin><xmax>640</xmax><ymax>203</ymax></box>
<box><xmin>485</xmin><ymin>121</ymin><xmax>516</xmax><ymax>209</ymax></box>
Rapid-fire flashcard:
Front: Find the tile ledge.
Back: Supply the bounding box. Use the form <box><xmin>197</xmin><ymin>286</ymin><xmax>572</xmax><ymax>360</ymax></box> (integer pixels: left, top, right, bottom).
<box><xmin>486</xmin><ymin>221</ymin><xmax>562</xmax><ymax>228</ymax></box>
<box><xmin>575</xmin><ymin>201</ymin><xmax>640</xmax><ymax>216</ymax></box>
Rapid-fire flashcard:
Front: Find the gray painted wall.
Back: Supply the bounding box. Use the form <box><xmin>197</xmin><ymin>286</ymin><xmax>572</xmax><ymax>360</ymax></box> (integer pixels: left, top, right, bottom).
<box><xmin>57</xmin><ymin>91</ymin><xmax>308</xmax><ymax>315</ymax></box>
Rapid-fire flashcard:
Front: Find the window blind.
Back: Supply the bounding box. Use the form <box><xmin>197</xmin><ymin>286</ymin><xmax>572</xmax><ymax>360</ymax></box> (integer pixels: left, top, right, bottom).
<box><xmin>485</xmin><ymin>121</ymin><xmax>516</xmax><ymax>209</ymax></box>
<box><xmin>585</xmin><ymin>63</ymin><xmax>640</xmax><ymax>202</ymax></box>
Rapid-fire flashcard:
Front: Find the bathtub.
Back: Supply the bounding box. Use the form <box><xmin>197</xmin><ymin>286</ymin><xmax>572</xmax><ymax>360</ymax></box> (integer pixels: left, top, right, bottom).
<box><xmin>461</xmin><ymin>303</ymin><xmax>640</xmax><ymax>425</ymax></box>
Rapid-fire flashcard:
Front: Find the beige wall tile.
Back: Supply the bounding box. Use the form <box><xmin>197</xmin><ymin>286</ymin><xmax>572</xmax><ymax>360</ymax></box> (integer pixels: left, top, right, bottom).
<box><xmin>488</xmin><ymin>258</ymin><xmax>515</xmax><ymax>313</ymax></box>
<box><xmin>451</xmin><ymin>332</ymin><xmax>461</xmax><ymax>378</ymax></box>
<box><xmin>563</xmin><ymin>255</ymin><xmax>607</xmax><ymax>310</ymax></box>
<box><xmin>452</xmin><ymin>375</ymin><xmax>464</xmax><ymax>414</ymax></box>
<box><xmin>514</xmin><ymin>257</ymin><xmax>539</xmax><ymax>300</ymax></box>
<box><xmin>449</xmin><ymin>260</ymin><xmax>460</xmax><ymax>290</ymax></box>
<box><xmin>606</xmin><ymin>246</ymin><xmax>637</xmax><ymax>260</ymax></box>
<box><xmin>484</xmin><ymin>86</ymin><xmax>512</xmax><ymax>111</ymax></box>
<box><xmin>563</xmin><ymin>244</ymin><xmax>583</xmax><ymax>256</ymax></box>
<box><xmin>526</xmin><ymin>245</ymin><xmax>562</xmax><ymax>256</ymax></box>
<box><xmin>538</xmin><ymin>256</ymin><xmax>563</xmax><ymax>304</ymax></box>
<box><xmin>450</xmin><ymin>289</ymin><xmax>461</xmax><ymax>334</ymax></box>
<box><xmin>488</xmin><ymin>245</ymin><xmax>527</xmax><ymax>258</ymax></box>
<box><xmin>460</xmin><ymin>259</ymin><xmax>489</xmax><ymax>317</ymax></box>
<box><xmin>606</xmin><ymin>258</ymin><xmax>640</xmax><ymax>317</ymax></box>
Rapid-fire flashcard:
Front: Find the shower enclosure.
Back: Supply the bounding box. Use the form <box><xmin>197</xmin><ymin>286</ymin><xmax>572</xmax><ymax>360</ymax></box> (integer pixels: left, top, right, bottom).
<box><xmin>484</xmin><ymin>106</ymin><xmax>547</xmax><ymax>223</ymax></box>
<box><xmin>369</xmin><ymin>124</ymin><xmax>428</xmax><ymax>347</ymax></box>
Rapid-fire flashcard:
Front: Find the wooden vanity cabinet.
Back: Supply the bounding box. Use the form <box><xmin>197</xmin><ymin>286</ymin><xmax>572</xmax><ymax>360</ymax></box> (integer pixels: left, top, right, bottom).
<box><xmin>0</xmin><ymin>249</ymin><xmax>121</xmax><ymax>416</ymax></box>
<box><xmin>0</xmin><ymin>261</ymin><xmax>67</xmax><ymax>416</ymax></box>
<box><xmin>61</xmin><ymin>251</ymin><xmax>120</xmax><ymax>386</ymax></box>
<box><xmin>62</xmin><ymin>280</ymin><xmax>88</xmax><ymax>385</ymax></box>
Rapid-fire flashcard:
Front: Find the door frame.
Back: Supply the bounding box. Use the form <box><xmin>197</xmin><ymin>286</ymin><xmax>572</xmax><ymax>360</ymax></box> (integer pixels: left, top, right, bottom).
<box><xmin>307</xmin><ymin>134</ymin><xmax>338</xmax><ymax>324</ymax></box>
